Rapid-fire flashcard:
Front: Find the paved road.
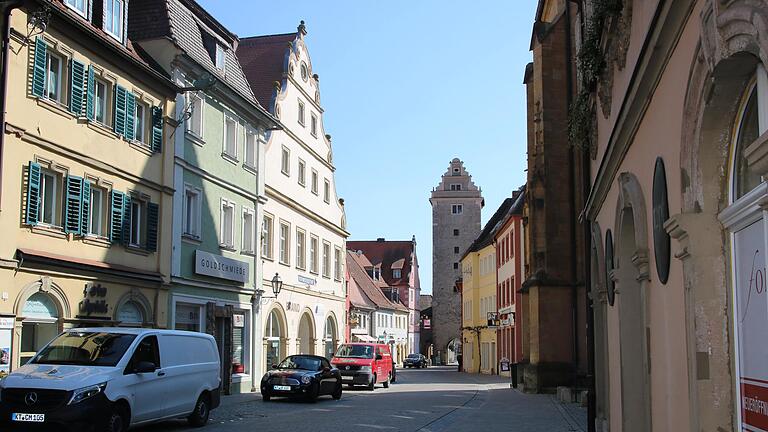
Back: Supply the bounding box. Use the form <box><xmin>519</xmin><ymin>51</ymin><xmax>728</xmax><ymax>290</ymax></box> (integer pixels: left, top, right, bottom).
<box><xmin>134</xmin><ymin>366</ymin><xmax>586</xmax><ymax>432</ymax></box>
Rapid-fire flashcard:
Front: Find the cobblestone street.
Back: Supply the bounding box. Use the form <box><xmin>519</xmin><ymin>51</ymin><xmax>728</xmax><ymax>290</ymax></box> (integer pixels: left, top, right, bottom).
<box><xmin>134</xmin><ymin>367</ymin><xmax>586</xmax><ymax>432</ymax></box>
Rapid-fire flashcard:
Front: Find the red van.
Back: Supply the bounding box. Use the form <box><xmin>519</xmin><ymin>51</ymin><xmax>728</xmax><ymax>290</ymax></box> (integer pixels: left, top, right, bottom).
<box><xmin>331</xmin><ymin>343</ymin><xmax>393</xmax><ymax>390</ymax></box>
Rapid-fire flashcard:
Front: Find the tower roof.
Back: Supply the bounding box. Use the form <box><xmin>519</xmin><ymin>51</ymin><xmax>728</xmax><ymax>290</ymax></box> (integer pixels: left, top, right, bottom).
<box><xmin>430</xmin><ymin>158</ymin><xmax>483</xmax><ymax>204</ymax></box>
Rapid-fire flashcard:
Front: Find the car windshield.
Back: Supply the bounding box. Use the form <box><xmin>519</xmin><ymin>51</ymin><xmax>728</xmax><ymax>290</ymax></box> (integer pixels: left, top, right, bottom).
<box><xmin>31</xmin><ymin>332</ymin><xmax>137</xmax><ymax>367</ymax></box>
<box><xmin>407</xmin><ymin>354</ymin><xmax>420</xmax><ymax>359</ymax></box>
<box><xmin>278</xmin><ymin>356</ymin><xmax>322</xmax><ymax>371</ymax></box>
<box><xmin>334</xmin><ymin>344</ymin><xmax>374</xmax><ymax>359</ymax></box>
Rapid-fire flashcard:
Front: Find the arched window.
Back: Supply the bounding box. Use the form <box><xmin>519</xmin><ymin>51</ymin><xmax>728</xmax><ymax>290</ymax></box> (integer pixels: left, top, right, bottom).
<box><xmin>324</xmin><ymin>316</ymin><xmax>337</xmax><ymax>359</ymax></box>
<box><xmin>116</xmin><ymin>300</ymin><xmax>144</xmax><ymax>326</ymax></box>
<box><xmin>733</xmin><ymin>80</ymin><xmax>762</xmax><ymax>200</ymax></box>
<box><xmin>21</xmin><ymin>292</ymin><xmax>60</xmax><ymax>365</ymax></box>
<box><xmin>265</xmin><ymin>309</ymin><xmax>282</xmax><ymax>368</ymax></box>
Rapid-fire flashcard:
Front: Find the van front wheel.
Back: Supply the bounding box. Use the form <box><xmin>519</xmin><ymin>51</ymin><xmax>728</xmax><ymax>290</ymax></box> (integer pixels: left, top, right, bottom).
<box><xmin>188</xmin><ymin>393</ymin><xmax>210</xmax><ymax>427</ymax></box>
<box><xmin>104</xmin><ymin>405</ymin><xmax>127</xmax><ymax>432</ymax></box>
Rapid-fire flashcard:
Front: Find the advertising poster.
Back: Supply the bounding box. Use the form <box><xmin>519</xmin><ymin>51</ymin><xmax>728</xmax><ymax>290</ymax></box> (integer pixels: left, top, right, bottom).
<box><xmin>734</xmin><ymin>220</ymin><xmax>768</xmax><ymax>429</ymax></box>
<box><xmin>0</xmin><ymin>317</ymin><xmax>13</xmax><ymax>374</ymax></box>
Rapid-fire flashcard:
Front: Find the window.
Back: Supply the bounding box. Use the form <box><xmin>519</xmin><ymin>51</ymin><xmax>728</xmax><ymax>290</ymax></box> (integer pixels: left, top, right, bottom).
<box><xmin>183</xmin><ymin>186</ymin><xmax>201</xmax><ymax>238</ymax></box>
<box><xmin>300</xmin><ymin>63</ymin><xmax>308</xmax><ymax>81</ymax></box>
<box><xmin>215</xmin><ymin>44</ymin><xmax>226</xmax><ymax>71</ymax></box>
<box><xmin>311</xmin><ymin>113</ymin><xmax>318</xmax><ymax>137</ymax></box>
<box><xmin>220</xmin><ymin>199</ymin><xmax>235</xmax><ymax>248</ymax></box>
<box><xmin>334</xmin><ymin>247</ymin><xmax>342</xmax><ymax>281</ymax></box>
<box><xmin>40</xmin><ymin>170</ymin><xmax>61</xmax><ymax>226</ymax></box>
<box><xmin>88</xmin><ymin>187</ymin><xmax>106</xmax><ymax>237</ymax></box>
<box><xmin>324</xmin><ymin>179</ymin><xmax>330</xmax><ymax>203</ymax></box>
<box><xmin>242</xmin><ymin>208</ymin><xmax>255</xmax><ymax>253</ymax></box>
<box><xmin>322</xmin><ymin>241</ymin><xmax>331</xmax><ymax>278</ymax></box>
<box><xmin>129</xmin><ymin>199</ymin><xmax>144</xmax><ymax>248</ymax></box>
<box><xmin>734</xmin><ymin>82</ymin><xmax>761</xmax><ymax>200</ymax></box>
<box><xmin>311</xmin><ymin>169</ymin><xmax>319</xmax><ymax>195</ymax></box>
<box><xmin>134</xmin><ymin>102</ymin><xmax>148</xmax><ymax>143</ymax></box>
<box><xmin>104</xmin><ymin>0</ymin><xmax>124</xmax><ymax>42</ymax></box>
<box><xmin>186</xmin><ymin>93</ymin><xmax>204</xmax><ymax>137</ymax></box>
<box><xmin>296</xmin><ymin>229</ymin><xmax>306</xmax><ymax>269</ymax></box>
<box><xmin>261</xmin><ymin>214</ymin><xmax>273</xmax><ymax>259</ymax></box>
<box><xmin>450</xmin><ymin>184</ymin><xmax>462</xmax><ymax>191</ymax></box>
<box><xmin>310</xmin><ymin>235</ymin><xmax>319</xmax><ymax>274</ymax></box>
<box><xmin>65</xmin><ymin>0</ymin><xmax>87</xmax><ymax>17</ymax></box>
<box><xmin>224</xmin><ymin>116</ymin><xmax>238</xmax><ymax>159</ymax></box>
<box><xmin>453</xmin><ymin>262</ymin><xmax>459</xmax><ymax>270</ymax></box>
<box><xmin>244</xmin><ymin>130</ymin><xmax>256</xmax><ymax>168</ymax></box>
<box><xmin>393</xmin><ymin>269</ymin><xmax>401</xmax><ymax>279</ymax></box>
<box><xmin>45</xmin><ymin>51</ymin><xmax>64</xmax><ymax>103</ymax></box>
<box><xmin>298</xmin><ymin>100</ymin><xmax>305</xmax><ymax>126</ymax></box>
<box><xmin>281</xmin><ymin>147</ymin><xmax>290</xmax><ymax>175</ymax></box>
<box><xmin>232</xmin><ymin>312</ymin><xmax>247</xmax><ymax>375</ymax></box>
<box><xmin>452</xmin><ymin>204</ymin><xmax>463</xmax><ymax>214</ymax></box>
<box><xmin>94</xmin><ymin>79</ymin><xmax>108</xmax><ymax>124</ymax></box>
<box><xmin>453</xmin><ymin>229</ymin><xmax>460</xmax><ymax>236</ymax></box>
<box><xmin>279</xmin><ymin>221</ymin><xmax>290</xmax><ymax>265</ymax></box>
<box><xmin>298</xmin><ymin>159</ymin><xmax>306</xmax><ymax>186</ymax></box>
<box><xmin>174</xmin><ymin>303</ymin><xmax>201</xmax><ymax>332</ymax></box>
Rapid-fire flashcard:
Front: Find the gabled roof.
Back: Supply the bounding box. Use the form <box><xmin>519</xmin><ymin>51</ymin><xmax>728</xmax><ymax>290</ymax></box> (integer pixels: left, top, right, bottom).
<box><xmin>461</xmin><ymin>197</ymin><xmax>516</xmax><ymax>260</ymax></box>
<box><xmin>346</xmin><ymin>240</ymin><xmax>416</xmax><ymax>287</ymax></box>
<box><xmin>419</xmin><ymin>295</ymin><xmax>433</xmax><ymax>310</ymax></box>
<box><xmin>346</xmin><ymin>251</ymin><xmax>407</xmax><ymax>312</ymax></box>
<box><xmin>237</xmin><ymin>33</ymin><xmax>298</xmax><ymax>110</ymax></box>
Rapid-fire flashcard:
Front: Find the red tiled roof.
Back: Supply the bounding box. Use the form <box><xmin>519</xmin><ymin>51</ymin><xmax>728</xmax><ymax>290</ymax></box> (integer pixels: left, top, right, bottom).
<box><xmin>236</xmin><ymin>33</ymin><xmax>298</xmax><ymax>110</ymax></box>
<box><xmin>346</xmin><ymin>240</ymin><xmax>415</xmax><ymax>287</ymax></box>
<box><xmin>346</xmin><ymin>251</ymin><xmax>407</xmax><ymax>312</ymax></box>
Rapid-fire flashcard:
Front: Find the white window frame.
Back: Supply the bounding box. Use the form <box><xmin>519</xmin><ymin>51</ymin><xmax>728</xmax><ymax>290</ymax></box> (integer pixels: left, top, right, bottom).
<box><xmin>215</xmin><ymin>44</ymin><xmax>226</xmax><ymax>71</ymax></box>
<box><xmin>322</xmin><ymin>241</ymin><xmax>331</xmax><ymax>279</ymax></box>
<box><xmin>279</xmin><ymin>220</ymin><xmax>290</xmax><ymax>265</ymax></box>
<box><xmin>65</xmin><ymin>0</ymin><xmax>87</xmax><ymax>18</ymax></box>
<box><xmin>104</xmin><ymin>0</ymin><xmax>125</xmax><ymax>42</ymax></box>
<box><xmin>87</xmin><ymin>186</ymin><xmax>106</xmax><ymax>237</ymax></box>
<box><xmin>39</xmin><ymin>169</ymin><xmax>60</xmax><ymax>226</ymax></box>
<box><xmin>393</xmin><ymin>269</ymin><xmax>401</xmax><ymax>279</ymax></box>
<box><xmin>452</xmin><ymin>204</ymin><xmax>463</xmax><ymax>215</ymax></box>
<box><xmin>94</xmin><ymin>78</ymin><xmax>109</xmax><ymax>125</ymax></box>
<box><xmin>334</xmin><ymin>246</ymin><xmax>342</xmax><ymax>281</ymax></box>
<box><xmin>183</xmin><ymin>185</ymin><xmax>202</xmax><ymax>239</ymax></box>
<box><xmin>298</xmin><ymin>159</ymin><xmax>306</xmax><ymax>186</ymax></box>
<box><xmin>281</xmin><ymin>146</ymin><xmax>291</xmax><ymax>176</ymax></box>
<box><xmin>310</xmin><ymin>112</ymin><xmax>318</xmax><ymax>137</ymax></box>
<box><xmin>44</xmin><ymin>51</ymin><xmax>64</xmax><ymax>103</ymax></box>
<box><xmin>324</xmin><ymin>179</ymin><xmax>330</xmax><ymax>204</ymax></box>
<box><xmin>223</xmin><ymin>114</ymin><xmax>239</xmax><ymax>160</ymax></box>
<box><xmin>311</xmin><ymin>169</ymin><xmax>319</xmax><ymax>195</ymax></box>
<box><xmin>128</xmin><ymin>198</ymin><xmax>144</xmax><ymax>248</ymax></box>
<box><xmin>298</xmin><ymin>99</ymin><xmax>305</xmax><ymax>126</ymax></box>
<box><xmin>220</xmin><ymin>198</ymin><xmax>236</xmax><ymax>249</ymax></box>
<box><xmin>244</xmin><ymin>128</ymin><xmax>257</xmax><ymax>169</ymax></box>
<box><xmin>186</xmin><ymin>92</ymin><xmax>204</xmax><ymax>138</ymax></box>
<box><xmin>134</xmin><ymin>100</ymin><xmax>148</xmax><ymax>144</ymax></box>
<box><xmin>261</xmin><ymin>214</ymin><xmax>274</xmax><ymax>260</ymax></box>
<box><xmin>296</xmin><ymin>228</ymin><xmax>306</xmax><ymax>270</ymax></box>
<box><xmin>242</xmin><ymin>207</ymin><xmax>255</xmax><ymax>254</ymax></box>
<box><xmin>310</xmin><ymin>235</ymin><xmax>319</xmax><ymax>274</ymax></box>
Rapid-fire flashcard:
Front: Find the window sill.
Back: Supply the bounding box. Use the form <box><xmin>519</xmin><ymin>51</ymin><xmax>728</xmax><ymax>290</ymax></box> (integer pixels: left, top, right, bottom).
<box><xmin>262</xmin><ymin>255</ymin><xmax>274</xmax><ymax>262</ymax></box>
<box><xmin>186</xmin><ymin>131</ymin><xmax>205</xmax><ymax>146</ymax></box>
<box><xmin>279</xmin><ymin>261</ymin><xmax>291</xmax><ymax>267</ymax></box>
<box><xmin>241</xmin><ymin>250</ymin><xmax>256</xmax><ymax>257</ymax></box>
<box><xmin>83</xmin><ymin>235</ymin><xmax>111</xmax><ymax>248</ymax></box>
<box><xmin>36</xmin><ymin>97</ymin><xmax>75</xmax><ymax>120</ymax></box>
<box><xmin>310</xmin><ymin>270</ymin><xmax>319</xmax><ymax>276</ymax></box>
<box><xmin>298</xmin><ymin>182</ymin><xmax>306</xmax><ymax>188</ymax></box>
<box><xmin>322</xmin><ymin>275</ymin><xmax>331</xmax><ymax>280</ymax></box>
<box><xmin>296</xmin><ymin>266</ymin><xmax>307</xmax><ymax>272</ymax></box>
<box><xmin>219</xmin><ymin>244</ymin><xmax>237</xmax><ymax>252</ymax></box>
<box><xmin>30</xmin><ymin>224</ymin><xmax>67</xmax><ymax>239</ymax></box>
<box><xmin>281</xmin><ymin>170</ymin><xmax>290</xmax><ymax>177</ymax></box>
<box><xmin>126</xmin><ymin>246</ymin><xmax>150</xmax><ymax>256</ymax></box>
<box><xmin>221</xmin><ymin>152</ymin><xmax>239</xmax><ymax>165</ymax></box>
<box><xmin>182</xmin><ymin>234</ymin><xmax>202</xmax><ymax>245</ymax></box>
<box><xmin>243</xmin><ymin>164</ymin><xmax>257</xmax><ymax>175</ymax></box>
<box><xmin>87</xmin><ymin>120</ymin><xmax>119</xmax><ymax>139</ymax></box>
<box><xmin>129</xmin><ymin>140</ymin><xmax>154</xmax><ymax>156</ymax></box>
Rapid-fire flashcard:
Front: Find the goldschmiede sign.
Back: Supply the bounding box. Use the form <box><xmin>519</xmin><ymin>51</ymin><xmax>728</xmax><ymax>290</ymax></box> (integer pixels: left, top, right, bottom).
<box><xmin>195</xmin><ymin>250</ymin><xmax>249</xmax><ymax>283</ymax></box>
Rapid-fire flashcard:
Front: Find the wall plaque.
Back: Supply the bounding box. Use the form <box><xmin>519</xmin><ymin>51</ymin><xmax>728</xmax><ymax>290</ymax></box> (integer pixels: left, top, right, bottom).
<box><xmin>652</xmin><ymin>157</ymin><xmax>671</xmax><ymax>284</ymax></box>
<box><xmin>605</xmin><ymin>229</ymin><xmax>615</xmax><ymax>306</ymax></box>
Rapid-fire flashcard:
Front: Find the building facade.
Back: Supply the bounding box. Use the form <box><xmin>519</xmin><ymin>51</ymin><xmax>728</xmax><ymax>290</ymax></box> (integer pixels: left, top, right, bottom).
<box><xmin>430</xmin><ymin>158</ymin><xmax>483</xmax><ymax>365</ymax></box>
<box><xmin>129</xmin><ymin>0</ymin><xmax>278</xmax><ymax>394</ymax></box>
<box><xmin>0</xmin><ymin>0</ymin><xmax>176</xmax><ymax>374</ymax></box>
<box><xmin>236</xmin><ymin>23</ymin><xmax>348</xmax><ymax>376</ymax></box>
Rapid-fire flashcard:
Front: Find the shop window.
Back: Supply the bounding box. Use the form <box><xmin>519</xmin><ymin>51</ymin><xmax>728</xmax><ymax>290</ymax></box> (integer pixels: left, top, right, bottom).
<box><xmin>174</xmin><ymin>303</ymin><xmax>201</xmax><ymax>332</ymax></box>
<box><xmin>265</xmin><ymin>310</ymin><xmax>282</xmax><ymax>369</ymax></box>
<box><xmin>117</xmin><ymin>301</ymin><xmax>144</xmax><ymax>326</ymax></box>
<box><xmin>232</xmin><ymin>312</ymin><xmax>247</xmax><ymax>375</ymax></box>
<box><xmin>324</xmin><ymin>317</ymin><xmax>337</xmax><ymax>360</ymax></box>
<box><xmin>20</xmin><ymin>293</ymin><xmax>59</xmax><ymax>364</ymax></box>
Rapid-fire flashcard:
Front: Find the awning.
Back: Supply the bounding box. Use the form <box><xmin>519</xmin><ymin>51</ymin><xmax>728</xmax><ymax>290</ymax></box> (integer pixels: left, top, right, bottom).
<box><xmin>354</xmin><ymin>334</ymin><xmax>376</xmax><ymax>342</ymax></box>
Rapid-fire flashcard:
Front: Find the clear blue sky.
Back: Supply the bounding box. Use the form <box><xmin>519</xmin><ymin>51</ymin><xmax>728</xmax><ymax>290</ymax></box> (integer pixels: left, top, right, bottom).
<box><xmin>199</xmin><ymin>0</ymin><xmax>536</xmax><ymax>294</ymax></box>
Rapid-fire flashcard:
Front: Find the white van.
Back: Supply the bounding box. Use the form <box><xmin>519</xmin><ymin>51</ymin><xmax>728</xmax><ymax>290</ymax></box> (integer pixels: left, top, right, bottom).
<box><xmin>0</xmin><ymin>328</ymin><xmax>221</xmax><ymax>432</ymax></box>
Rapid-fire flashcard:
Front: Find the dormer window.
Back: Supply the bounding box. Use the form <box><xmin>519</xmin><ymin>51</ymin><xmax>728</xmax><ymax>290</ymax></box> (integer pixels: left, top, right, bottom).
<box><xmin>65</xmin><ymin>0</ymin><xmax>87</xmax><ymax>18</ymax></box>
<box><xmin>215</xmin><ymin>44</ymin><xmax>226</xmax><ymax>71</ymax></box>
<box><xmin>104</xmin><ymin>0</ymin><xmax>125</xmax><ymax>42</ymax></box>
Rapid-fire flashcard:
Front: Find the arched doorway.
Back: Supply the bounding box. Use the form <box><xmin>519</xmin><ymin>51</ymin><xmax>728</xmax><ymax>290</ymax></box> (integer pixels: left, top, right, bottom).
<box><xmin>298</xmin><ymin>312</ymin><xmax>315</xmax><ymax>355</ymax></box>
<box><xmin>20</xmin><ymin>292</ymin><xmax>60</xmax><ymax>365</ymax></box>
<box><xmin>265</xmin><ymin>309</ymin><xmax>284</xmax><ymax>368</ymax></box>
<box><xmin>446</xmin><ymin>338</ymin><xmax>460</xmax><ymax>365</ymax></box>
<box><xmin>323</xmin><ymin>315</ymin><xmax>337</xmax><ymax>359</ymax></box>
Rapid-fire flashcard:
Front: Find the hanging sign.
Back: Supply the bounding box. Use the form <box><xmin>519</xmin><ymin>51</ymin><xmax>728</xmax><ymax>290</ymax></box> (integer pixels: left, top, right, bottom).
<box><xmin>652</xmin><ymin>157</ymin><xmax>671</xmax><ymax>284</ymax></box>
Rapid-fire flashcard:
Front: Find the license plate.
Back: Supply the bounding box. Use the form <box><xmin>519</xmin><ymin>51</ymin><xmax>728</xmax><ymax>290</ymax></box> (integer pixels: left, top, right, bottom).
<box><xmin>12</xmin><ymin>413</ymin><xmax>45</xmax><ymax>423</ymax></box>
<box><xmin>342</xmin><ymin>376</ymin><xmax>353</xmax><ymax>381</ymax></box>
<box><xmin>273</xmin><ymin>385</ymin><xmax>291</xmax><ymax>391</ymax></box>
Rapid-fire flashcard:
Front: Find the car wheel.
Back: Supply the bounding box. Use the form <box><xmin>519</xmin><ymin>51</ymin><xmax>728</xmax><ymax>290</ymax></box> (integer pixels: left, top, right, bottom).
<box><xmin>104</xmin><ymin>404</ymin><xmax>128</xmax><ymax>432</ymax></box>
<box><xmin>383</xmin><ymin>372</ymin><xmax>391</xmax><ymax>388</ymax></box>
<box><xmin>368</xmin><ymin>374</ymin><xmax>377</xmax><ymax>391</ymax></box>
<box><xmin>187</xmin><ymin>393</ymin><xmax>210</xmax><ymax>427</ymax></box>
<box><xmin>306</xmin><ymin>382</ymin><xmax>320</xmax><ymax>402</ymax></box>
<box><xmin>262</xmin><ymin>394</ymin><xmax>271</xmax><ymax>402</ymax></box>
<box><xmin>332</xmin><ymin>382</ymin><xmax>343</xmax><ymax>400</ymax></box>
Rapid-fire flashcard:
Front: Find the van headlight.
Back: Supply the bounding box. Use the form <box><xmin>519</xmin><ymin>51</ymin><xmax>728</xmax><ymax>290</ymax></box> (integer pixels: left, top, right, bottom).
<box><xmin>360</xmin><ymin>366</ymin><xmax>372</xmax><ymax>372</ymax></box>
<box><xmin>68</xmin><ymin>382</ymin><xmax>107</xmax><ymax>405</ymax></box>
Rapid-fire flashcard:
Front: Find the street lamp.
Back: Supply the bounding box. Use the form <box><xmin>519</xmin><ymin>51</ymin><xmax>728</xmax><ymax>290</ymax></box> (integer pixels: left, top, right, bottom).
<box><xmin>271</xmin><ymin>273</ymin><xmax>283</xmax><ymax>297</ymax></box>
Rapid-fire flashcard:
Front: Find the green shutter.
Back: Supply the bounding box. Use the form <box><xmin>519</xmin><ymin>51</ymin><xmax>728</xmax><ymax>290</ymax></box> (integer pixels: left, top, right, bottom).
<box><xmin>109</xmin><ymin>190</ymin><xmax>124</xmax><ymax>244</ymax></box>
<box><xmin>125</xmin><ymin>92</ymin><xmax>136</xmax><ymax>141</ymax></box>
<box><xmin>113</xmin><ymin>85</ymin><xmax>127</xmax><ymax>135</ymax></box>
<box><xmin>64</xmin><ymin>175</ymin><xmax>84</xmax><ymax>234</ymax></box>
<box><xmin>81</xmin><ymin>180</ymin><xmax>91</xmax><ymax>235</ymax></box>
<box><xmin>151</xmin><ymin>106</ymin><xmax>163</xmax><ymax>153</ymax></box>
<box><xmin>26</xmin><ymin>162</ymin><xmax>42</xmax><ymax>226</ymax></box>
<box><xmin>69</xmin><ymin>59</ymin><xmax>86</xmax><ymax>115</ymax></box>
<box><xmin>32</xmin><ymin>38</ymin><xmax>47</xmax><ymax>98</ymax></box>
<box><xmin>86</xmin><ymin>66</ymin><xmax>95</xmax><ymax>121</ymax></box>
<box><xmin>122</xmin><ymin>194</ymin><xmax>132</xmax><ymax>245</ymax></box>
<box><xmin>146</xmin><ymin>202</ymin><xmax>159</xmax><ymax>252</ymax></box>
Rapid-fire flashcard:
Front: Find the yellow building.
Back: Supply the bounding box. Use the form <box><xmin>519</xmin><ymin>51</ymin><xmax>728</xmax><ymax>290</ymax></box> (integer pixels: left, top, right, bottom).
<box><xmin>0</xmin><ymin>2</ymin><xmax>177</xmax><ymax>373</ymax></box>
<box><xmin>460</xmin><ymin>198</ymin><xmax>515</xmax><ymax>375</ymax></box>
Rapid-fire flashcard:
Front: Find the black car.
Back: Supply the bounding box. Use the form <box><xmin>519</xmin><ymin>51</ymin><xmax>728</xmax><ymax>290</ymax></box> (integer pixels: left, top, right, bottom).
<box><xmin>403</xmin><ymin>353</ymin><xmax>428</xmax><ymax>368</ymax></box>
<box><xmin>260</xmin><ymin>355</ymin><xmax>343</xmax><ymax>402</ymax></box>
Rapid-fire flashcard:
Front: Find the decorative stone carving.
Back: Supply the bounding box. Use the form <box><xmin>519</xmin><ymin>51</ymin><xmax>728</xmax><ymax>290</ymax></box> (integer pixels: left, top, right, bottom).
<box><xmin>598</xmin><ymin>0</ymin><xmax>633</xmax><ymax>118</ymax></box>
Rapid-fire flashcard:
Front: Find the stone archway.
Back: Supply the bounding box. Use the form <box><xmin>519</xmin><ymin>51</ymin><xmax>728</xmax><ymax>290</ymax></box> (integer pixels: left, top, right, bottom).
<box><xmin>590</xmin><ymin>221</ymin><xmax>610</xmax><ymax>428</ymax></box>
<box><xmin>297</xmin><ymin>311</ymin><xmax>316</xmax><ymax>355</ymax></box>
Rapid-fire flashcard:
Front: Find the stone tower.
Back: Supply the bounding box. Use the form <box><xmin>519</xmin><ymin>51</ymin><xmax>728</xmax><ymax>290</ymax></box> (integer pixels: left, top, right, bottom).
<box><xmin>429</xmin><ymin>158</ymin><xmax>483</xmax><ymax>365</ymax></box>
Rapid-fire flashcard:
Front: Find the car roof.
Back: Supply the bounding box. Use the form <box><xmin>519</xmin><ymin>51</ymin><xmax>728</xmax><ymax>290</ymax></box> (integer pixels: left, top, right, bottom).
<box><xmin>286</xmin><ymin>354</ymin><xmax>328</xmax><ymax>360</ymax></box>
<box><xmin>64</xmin><ymin>327</ymin><xmax>214</xmax><ymax>339</ymax></box>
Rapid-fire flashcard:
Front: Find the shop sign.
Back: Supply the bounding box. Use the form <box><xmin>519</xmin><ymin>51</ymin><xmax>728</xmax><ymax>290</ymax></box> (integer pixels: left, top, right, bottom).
<box><xmin>422</xmin><ymin>319</ymin><xmax>431</xmax><ymax>330</ymax></box>
<box><xmin>734</xmin><ymin>219</ymin><xmax>768</xmax><ymax>429</ymax></box>
<box><xmin>195</xmin><ymin>250</ymin><xmax>249</xmax><ymax>283</ymax></box>
<box><xmin>500</xmin><ymin>358</ymin><xmax>510</xmax><ymax>372</ymax></box>
<box><xmin>0</xmin><ymin>317</ymin><xmax>14</xmax><ymax>329</ymax></box>
<box><xmin>286</xmin><ymin>302</ymin><xmax>301</xmax><ymax>312</ymax></box>
<box><xmin>314</xmin><ymin>304</ymin><xmax>325</xmax><ymax>317</ymax></box>
<box><xmin>233</xmin><ymin>314</ymin><xmax>245</xmax><ymax>328</ymax></box>
<box><xmin>298</xmin><ymin>275</ymin><xmax>317</xmax><ymax>286</ymax></box>
<box><xmin>80</xmin><ymin>283</ymin><xmax>108</xmax><ymax>315</ymax></box>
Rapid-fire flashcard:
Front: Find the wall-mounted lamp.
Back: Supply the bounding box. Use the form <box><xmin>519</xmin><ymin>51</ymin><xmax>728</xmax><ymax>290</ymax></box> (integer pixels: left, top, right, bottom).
<box><xmin>271</xmin><ymin>273</ymin><xmax>283</xmax><ymax>298</ymax></box>
<box><xmin>174</xmin><ymin>73</ymin><xmax>219</xmax><ymax>128</ymax></box>
<box><xmin>26</xmin><ymin>6</ymin><xmax>51</xmax><ymax>43</ymax></box>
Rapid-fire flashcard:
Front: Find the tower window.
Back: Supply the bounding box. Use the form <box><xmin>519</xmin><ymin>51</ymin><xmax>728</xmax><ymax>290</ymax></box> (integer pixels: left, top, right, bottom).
<box><xmin>451</xmin><ymin>204</ymin><xmax>463</xmax><ymax>215</ymax></box>
<box><xmin>454</xmin><ymin>247</ymin><xmax>459</xmax><ymax>254</ymax></box>
<box><xmin>453</xmin><ymin>263</ymin><xmax>459</xmax><ymax>269</ymax></box>
<box><xmin>450</xmin><ymin>184</ymin><xmax>462</xmax><ymax>191</ymax></box>
<box><xmin>453</xmin><ymin>229</ymin><xmax>459</xmax><ymax>236</ymax></box>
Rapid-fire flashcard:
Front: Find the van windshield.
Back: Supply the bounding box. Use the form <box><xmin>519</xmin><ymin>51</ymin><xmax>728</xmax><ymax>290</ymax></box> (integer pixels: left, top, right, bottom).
<box><xmin>334</xmin><ymin>344</ymin><xmax>374</xmax><ymax>359</ymax></box>
<box><xmin>31</xmin><ymin>332</ymin><xmax>137</xmax><ymax>367</ymax></box>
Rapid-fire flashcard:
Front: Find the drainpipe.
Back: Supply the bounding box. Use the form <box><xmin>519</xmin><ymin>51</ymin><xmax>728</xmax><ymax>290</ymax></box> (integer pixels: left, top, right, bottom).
<box><xmin>0</xmin><ymin>1</ymin><xmax>23</xmax><ymax>212</ymax></box>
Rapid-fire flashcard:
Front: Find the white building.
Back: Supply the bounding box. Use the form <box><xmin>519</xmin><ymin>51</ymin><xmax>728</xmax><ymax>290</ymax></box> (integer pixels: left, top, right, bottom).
<box><xmin>237</xmin><ymin>22</ymin><xmax>348</xmax><ymax>374</ymax></box>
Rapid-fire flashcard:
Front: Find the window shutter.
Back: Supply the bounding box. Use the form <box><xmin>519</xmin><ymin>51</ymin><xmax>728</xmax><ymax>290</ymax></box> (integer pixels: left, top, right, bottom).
<box><xmin>151</xmin><ymin>106</ymin><xmax>163</xmax><ymax>153</ymax></box>
<box><xmin>113</xmin><ymin>85</ymin><xmax>127</xmax><ymax>135</ymax></box>
<box><xmin>122</xmin><ymin>194</ymin><xmax>132</xmax><ymax>245</ymax></box>
<box><xmin>81</xmin><ymin>180</ymin><xmax>91</xmax><ymax>235</ymax></box>
<box><xmin>64</xmin><ymin>175</ymin><xmax>84</xmax><ymax>234</ymax></box>
<box><xmin>69</xmin><ymin>59</ymin><xmax>86</xmax><ymax>115</ymax></box>
<box><xmin>109</xmin><ymin>190</ymin><xmax>124</xmax><ymax>244</ymax></box>
<box><xmin>25</xmin><ymin>162</ymin><xmax>42</xmax><ymax>226</ymax></box>
<box><xmin>146</xmin><ymin>202</ymin><xmax>159</xmax><ymax>252</ymax></box>
<box><xmin>86</xmin><ymin>66</ymin><xmax>95</xmax><ymax>121</ymax></box>
<box><xmin>32</xmin><ymin>38</ymin><xmax>47</xmax><ymax>98</ymax></box>
<box><xmin>125</xmin><ymin>91</ymin><xmax>135</xmax><ymax>141</ymax></box>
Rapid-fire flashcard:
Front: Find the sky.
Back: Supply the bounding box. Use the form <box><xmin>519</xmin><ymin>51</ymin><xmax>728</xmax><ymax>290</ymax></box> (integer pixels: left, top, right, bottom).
<box><xmin>199</xmin><ymin>0</ymin><xmax>536</xmax><ymax>294</ymax></box>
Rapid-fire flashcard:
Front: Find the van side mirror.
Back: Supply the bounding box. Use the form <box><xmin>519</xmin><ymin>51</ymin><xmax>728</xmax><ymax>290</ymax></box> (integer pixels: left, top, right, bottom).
<box><xmin>376</xmin><ymin>354</ymin><xmax>383</xmax><ymax>360</ymax></box>
<box><xmin>322</xmin><ymin>367</ymin><xmax>331</xmax><ymax>373</ymax></box>
<box><xmin>133</xmin><ymin>361</ymin><xmax>156</xmax><ymax>374</ymax></box>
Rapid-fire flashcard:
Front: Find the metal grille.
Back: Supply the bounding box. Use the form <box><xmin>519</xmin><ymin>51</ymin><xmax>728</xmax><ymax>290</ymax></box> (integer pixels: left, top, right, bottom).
<box><xmin>2</xmin><ymin>388</ymin><xmax>70</xmax><ymax>411</ymax></box>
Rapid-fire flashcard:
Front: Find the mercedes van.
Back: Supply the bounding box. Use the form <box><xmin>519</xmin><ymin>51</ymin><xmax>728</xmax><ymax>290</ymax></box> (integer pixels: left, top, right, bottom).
<box><xmin>331</xmin><ymin>343</ymin><xmax>393</xmax><ymax>390</ymax></box>
<box><xmin>0</xmin><ymin>328</ymin><xmax>221</xmax><ymax>432</ymax></box>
